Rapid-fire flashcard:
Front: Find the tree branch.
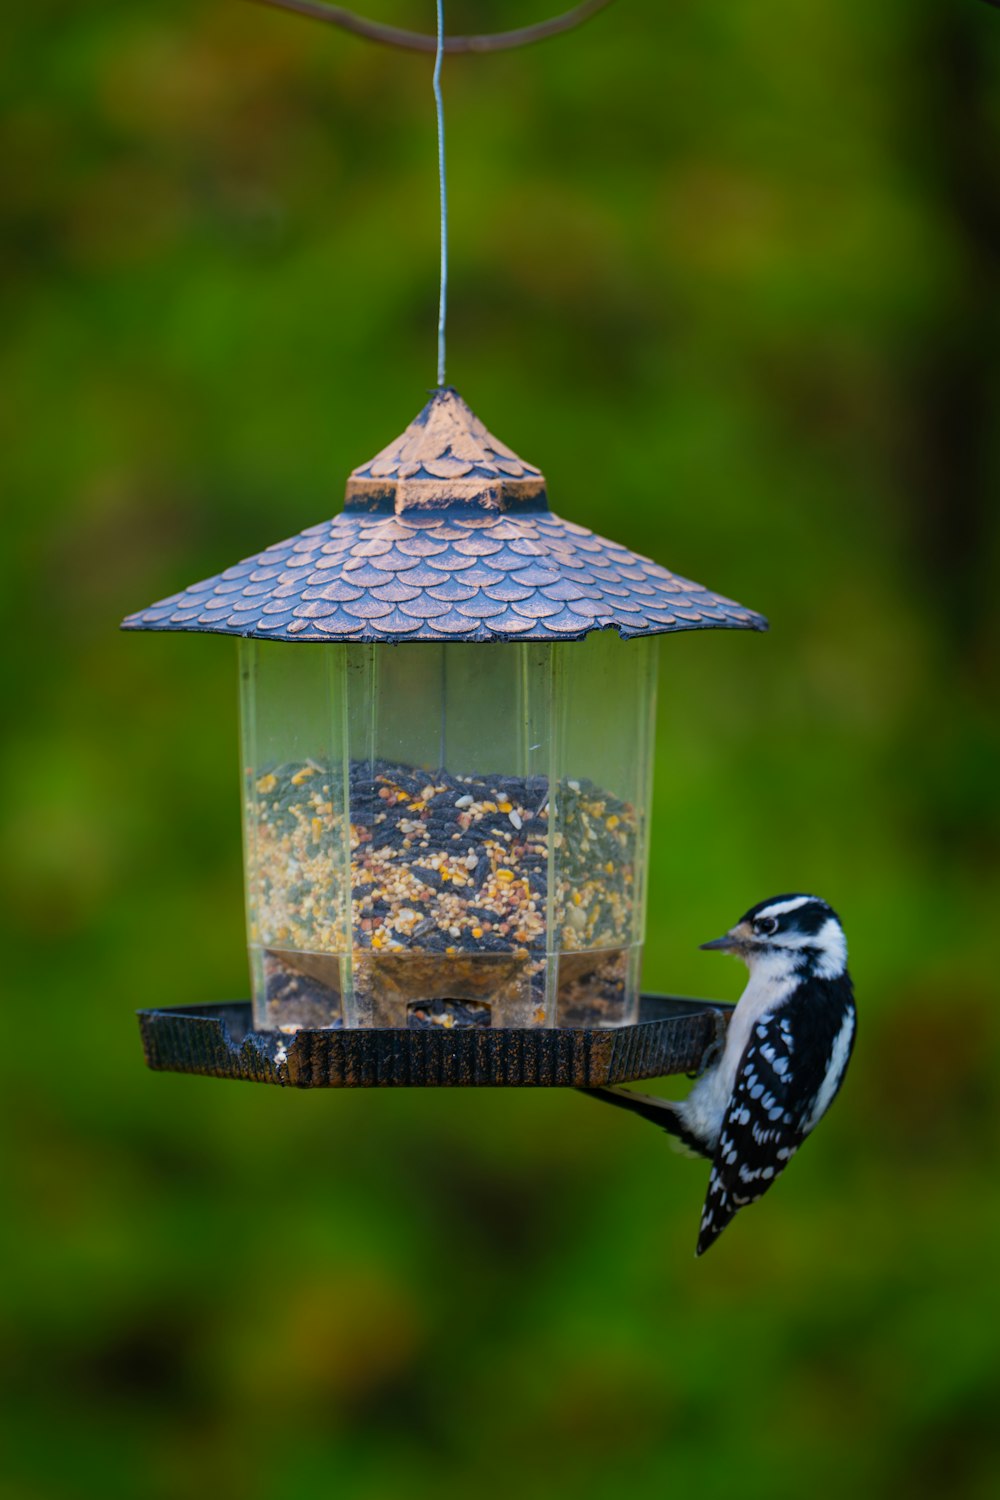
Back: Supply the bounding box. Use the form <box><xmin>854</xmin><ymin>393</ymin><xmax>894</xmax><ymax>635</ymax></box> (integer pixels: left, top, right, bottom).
<box><xmin>243</xmin><ymin>0</ymin><xmax>617</xmax><ymax>54</ymax></box>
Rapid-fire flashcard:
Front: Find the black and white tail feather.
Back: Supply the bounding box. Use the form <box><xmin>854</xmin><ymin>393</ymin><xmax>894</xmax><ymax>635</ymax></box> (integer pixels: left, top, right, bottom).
<box><xmin>585</xmin><ymin>894</ymin><xmax>856</xmax><ymax>1256</ymax></box>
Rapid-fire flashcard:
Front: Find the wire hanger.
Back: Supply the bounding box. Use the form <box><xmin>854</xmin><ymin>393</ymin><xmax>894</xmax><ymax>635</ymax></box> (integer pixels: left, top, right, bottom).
<box><xmin>244</xmin><ymin>0</ymin><xmax>617</xmax><ymax>385</ymax></box>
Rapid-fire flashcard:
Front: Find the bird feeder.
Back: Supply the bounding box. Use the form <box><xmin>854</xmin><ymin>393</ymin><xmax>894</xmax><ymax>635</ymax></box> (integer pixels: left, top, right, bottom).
<box><xmin>126</xmin><ymin>1</ymin><xmax>766</xmax><ymax>1089</ymax></box>
<box><xmin>126</xmin><ymin>387</ymin><xmax>764</xmax><ymax>1075</ymax></box>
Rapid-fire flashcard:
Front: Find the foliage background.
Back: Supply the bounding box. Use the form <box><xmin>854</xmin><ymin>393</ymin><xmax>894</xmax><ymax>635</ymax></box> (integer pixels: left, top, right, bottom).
<box><xmin>3</xmin><ymin>2</ymin><xmax>1000</xmax><ymax>1496</ymax></box>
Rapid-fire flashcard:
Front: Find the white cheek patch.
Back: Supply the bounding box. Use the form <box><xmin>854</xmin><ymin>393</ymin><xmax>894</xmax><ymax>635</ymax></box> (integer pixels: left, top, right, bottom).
<box><xmin>767</xmin><ymin>917</ymin><xmax>847</xmax><ymax>977</ymax></box>
<box><xmin>814</xmin><ymin>918</ymin><xmax>848</xmax><ymax>978</ymax></box>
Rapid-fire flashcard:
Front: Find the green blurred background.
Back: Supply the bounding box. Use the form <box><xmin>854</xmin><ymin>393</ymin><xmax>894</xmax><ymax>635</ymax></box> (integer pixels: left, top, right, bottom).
<box><xmin>3</xmin><ymin>1</ymin><xmax>1000</xmax><ymax>1496</ymax></box>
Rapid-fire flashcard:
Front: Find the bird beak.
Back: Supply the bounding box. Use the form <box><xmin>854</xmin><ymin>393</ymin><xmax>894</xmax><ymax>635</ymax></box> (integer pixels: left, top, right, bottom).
<box><xmin>699</xmin><ymin>925</ymin><xmax>746</xmax><ymax>954</ymax></box>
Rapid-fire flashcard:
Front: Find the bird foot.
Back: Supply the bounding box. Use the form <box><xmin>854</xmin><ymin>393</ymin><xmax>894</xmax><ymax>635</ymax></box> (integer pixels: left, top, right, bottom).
<box><xmin>687</xmin><ymin>1006</ymin><xmax>730</xmax><ymax>1079</ymax></box>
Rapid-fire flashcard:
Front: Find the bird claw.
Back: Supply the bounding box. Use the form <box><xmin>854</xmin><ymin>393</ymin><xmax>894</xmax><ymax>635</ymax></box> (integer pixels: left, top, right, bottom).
<box><xmin>687</xmin><ymin>1006</ymin><xmax>729</xmax><ymax>1079</ymax></box>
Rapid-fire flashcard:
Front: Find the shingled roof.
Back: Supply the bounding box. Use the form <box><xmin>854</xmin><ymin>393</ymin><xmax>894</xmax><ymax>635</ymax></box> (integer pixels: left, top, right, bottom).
<box><xmin>122</xmin><ymin>388</ymin><xmax>767</xmax><ymax>643</ymax></box>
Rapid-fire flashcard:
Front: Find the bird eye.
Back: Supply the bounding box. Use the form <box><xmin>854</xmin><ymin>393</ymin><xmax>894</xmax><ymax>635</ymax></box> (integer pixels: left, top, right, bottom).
<box><xmin>754</xmin><ymin>916</ymin><xmax>778</xmax><ymax>937</ymax></box>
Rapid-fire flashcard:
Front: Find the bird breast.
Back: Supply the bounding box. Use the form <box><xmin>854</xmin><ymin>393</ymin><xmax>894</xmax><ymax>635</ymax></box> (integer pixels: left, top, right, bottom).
<box><xmin>681</xmin><ymin>961</ymin><xmax>800</xmax><ymax>1149</ymax></box>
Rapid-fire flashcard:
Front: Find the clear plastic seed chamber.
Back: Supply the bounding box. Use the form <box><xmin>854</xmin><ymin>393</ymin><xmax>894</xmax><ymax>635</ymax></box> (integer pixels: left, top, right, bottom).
<box><xmin>125</xmin><ymin>387</ymin><xmax>765</xmax><ymax>1036</ymax></box>
<box><xmin>241</xmin><ymin>631</ymin><xmax>657</xmax><ymax>1031</ymax></box>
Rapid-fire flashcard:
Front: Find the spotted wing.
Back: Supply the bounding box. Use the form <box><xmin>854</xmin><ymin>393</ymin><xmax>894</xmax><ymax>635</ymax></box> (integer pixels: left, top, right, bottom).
<box><xmin>696</xmin><ymin>992</ymin><xmax>856</xmax><ymax>1256</ymax></box>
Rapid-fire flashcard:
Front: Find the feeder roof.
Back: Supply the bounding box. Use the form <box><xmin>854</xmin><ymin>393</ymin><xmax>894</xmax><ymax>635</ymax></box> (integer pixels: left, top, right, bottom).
<box><xmin>122</xmin><ymin>388</ymin><xmax>767</xmax><ymax>643</ymax></box>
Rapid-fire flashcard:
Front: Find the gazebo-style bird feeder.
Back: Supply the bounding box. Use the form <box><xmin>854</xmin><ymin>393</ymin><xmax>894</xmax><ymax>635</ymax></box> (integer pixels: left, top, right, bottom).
<box><xmin>127</xmin><ymin>2</ymin><xmax>767</xmax><ymax>1089</ymax></box>
<box><xmin>128</xmin><ymin>389</ymin><xmax>765</xmax><ymax>1084</ymax></box>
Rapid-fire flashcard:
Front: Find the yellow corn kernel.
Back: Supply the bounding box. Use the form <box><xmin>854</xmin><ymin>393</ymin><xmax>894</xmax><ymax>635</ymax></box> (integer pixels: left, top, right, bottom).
<box><xmin>256</xmin><ymin>773</ymin><xmax>277</xmax><ymax>794</ymax></box>
<box><xmin>472</xmin><ymin>927</ymin><xmax>483</xmax><ymax>939</ymax></box>
<box><xmin>496</xmin><ymin>869</ymin><xmax>515</xmax><ymax>882</ymax></box>
<box><xmin>606</xmin><ymin>815</ymin><xmax>620</xmax><ymax>830</ymax></box>
<box><xmin>311</xmin><ymin>817</ymin><xmax>323</xmax><ymax>841</ymax></box>
<box><xmin>498</xmin><ymin>801</ymin><xmax>512</xmax><ymax>813</ymax></box>
<box><xmin>291</xmin><ymin>767</ymin><xmax>315</xmax><ymax>785</ymax></box>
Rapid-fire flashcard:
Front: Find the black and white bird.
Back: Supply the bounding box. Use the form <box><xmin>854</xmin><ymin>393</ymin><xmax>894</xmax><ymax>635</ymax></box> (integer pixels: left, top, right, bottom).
<box><xmin>588</xmin><ymin>894</ymin><xmax>856</xmax><ymax>1256</ymax></box>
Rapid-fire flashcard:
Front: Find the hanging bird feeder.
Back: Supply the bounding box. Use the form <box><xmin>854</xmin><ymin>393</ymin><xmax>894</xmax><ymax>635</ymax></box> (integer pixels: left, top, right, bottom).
<box><xmin>126</xmin><ymin>2</ymin><xmax>766</xmax><ymax>1088</ymax></box>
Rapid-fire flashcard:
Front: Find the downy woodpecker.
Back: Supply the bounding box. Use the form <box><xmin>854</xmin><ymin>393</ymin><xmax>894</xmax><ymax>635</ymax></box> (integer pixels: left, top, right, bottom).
<box><xmin>588</xmin><ymin>895</ymin><xmax>856</xmax><ymax>1256</ymax></box>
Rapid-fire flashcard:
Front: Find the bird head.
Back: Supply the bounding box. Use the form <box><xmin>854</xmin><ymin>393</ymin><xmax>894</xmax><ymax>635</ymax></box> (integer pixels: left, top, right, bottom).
<box><xmin>700</xmin><ymin>894</ymin><xmax>848</xmax><ymax>980</ymax></box>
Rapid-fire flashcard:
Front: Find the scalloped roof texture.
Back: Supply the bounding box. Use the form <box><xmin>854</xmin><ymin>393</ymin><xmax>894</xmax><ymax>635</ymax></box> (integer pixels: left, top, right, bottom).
<box><xmin>122</xmin><ymin>388</ymin><xmax>767</xmax><ymax>644</ymax></box>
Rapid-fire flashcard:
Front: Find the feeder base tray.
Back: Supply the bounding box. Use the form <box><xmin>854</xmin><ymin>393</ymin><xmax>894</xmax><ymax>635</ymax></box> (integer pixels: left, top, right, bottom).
<box><xmin>137</xmin><ymin>995</ymin><xmax>732</xmax><ymax>1088</ymax></box>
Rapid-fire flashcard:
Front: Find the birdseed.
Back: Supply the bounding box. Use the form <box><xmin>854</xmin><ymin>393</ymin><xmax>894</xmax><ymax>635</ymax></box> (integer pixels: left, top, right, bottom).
<box><xmin>246</xmin><ymin>759</ymin><xmax>638</xmax><ymax>1029</ymax></box>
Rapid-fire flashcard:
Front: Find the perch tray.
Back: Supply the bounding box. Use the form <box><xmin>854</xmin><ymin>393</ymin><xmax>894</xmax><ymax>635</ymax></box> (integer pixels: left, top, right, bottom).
<box><xmin>137</xmin><ymin>994</ymin><xmax>732</xmax><ymax>1089</ymax></box>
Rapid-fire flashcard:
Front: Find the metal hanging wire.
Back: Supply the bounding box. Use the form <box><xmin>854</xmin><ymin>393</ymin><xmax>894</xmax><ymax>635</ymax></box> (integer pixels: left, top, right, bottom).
<box><xmin>245</xmin><ymin>0</ymin><xmax>617</xmax><ymax>386</ymax></box>
<box><xmin>433</xmin><ymin>0</ymin><xmax>448</xmax><ymax>387</ymax></box>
